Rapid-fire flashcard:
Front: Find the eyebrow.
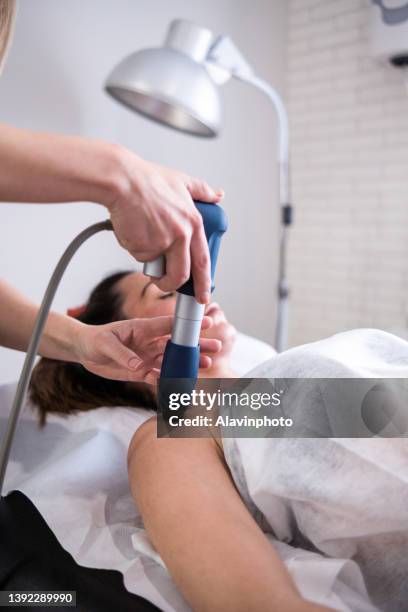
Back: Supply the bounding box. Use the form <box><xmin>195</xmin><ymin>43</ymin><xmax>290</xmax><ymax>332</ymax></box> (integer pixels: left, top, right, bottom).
<box><xmin>141</xmin><ymin>280</ymin><xmax>153</xmax><ymax>297</ymax></box>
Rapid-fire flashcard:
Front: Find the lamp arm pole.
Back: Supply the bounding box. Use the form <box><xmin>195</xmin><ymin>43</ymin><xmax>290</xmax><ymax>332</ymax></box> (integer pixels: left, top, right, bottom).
<box><xmin>234</xmin><ymin>73</ymin><xmax>292</xmax><ymax>353</ymax></box>
<box><xmin>206</xmin><ymin>35</ymin><xmax>292</xmax><ymax>351</ymax></box>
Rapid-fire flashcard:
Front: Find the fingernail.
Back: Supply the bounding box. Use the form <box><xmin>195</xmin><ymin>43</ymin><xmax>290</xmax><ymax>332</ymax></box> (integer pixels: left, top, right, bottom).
<box><xmin>216</xmin><ymin>189</ymin><xmax>225</xmax><ymax>200</ymax></box>
<box><xmin>128</xmin><ymin>357</ymin><xmax>139</xmax><ymax>370</ymax></box>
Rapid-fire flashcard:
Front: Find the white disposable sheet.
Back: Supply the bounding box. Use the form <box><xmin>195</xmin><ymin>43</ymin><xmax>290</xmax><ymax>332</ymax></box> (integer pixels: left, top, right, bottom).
<box><xmin>223</xmin><ymin>329</ymin><xmax>408</xmax><ymax>611</ymax></box>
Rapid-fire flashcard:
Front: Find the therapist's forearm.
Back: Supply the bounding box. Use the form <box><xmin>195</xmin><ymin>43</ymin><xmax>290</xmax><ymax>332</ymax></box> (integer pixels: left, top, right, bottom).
<box><xmin>0</xmin><ymin>280</ymin><xmax>81</xmax><ymax>361</ymax></box>
<box><xmin>0</xmin><ymin>123</ymin><xmax>222</xmax><ymax>304</ymax></box>
<box><xmin>0</xmin><ymin>123</ymin><xmax>125</xmax><ymax>207</ymax></box>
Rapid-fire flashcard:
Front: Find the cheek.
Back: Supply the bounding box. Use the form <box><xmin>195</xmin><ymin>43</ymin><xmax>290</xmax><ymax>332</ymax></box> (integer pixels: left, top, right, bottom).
<box><xmin>145</xmin><ymin>300</ymin><xmax>176</xmax><ymax>317</ymax></box>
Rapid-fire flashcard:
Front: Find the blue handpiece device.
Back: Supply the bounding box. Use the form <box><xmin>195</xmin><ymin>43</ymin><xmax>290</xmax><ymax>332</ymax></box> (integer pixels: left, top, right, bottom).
<box><xmin>143</xmin><ymin>201</ymin><xmax>227</xmax><ymax>387</ymax></box>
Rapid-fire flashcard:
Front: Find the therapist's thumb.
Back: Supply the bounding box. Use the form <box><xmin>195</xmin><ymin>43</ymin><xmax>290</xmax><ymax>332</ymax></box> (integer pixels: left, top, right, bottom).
<box><xmin>186</xmin><ymin>177</ymin><xmax>224</xmax><ymax>203</ymax></box>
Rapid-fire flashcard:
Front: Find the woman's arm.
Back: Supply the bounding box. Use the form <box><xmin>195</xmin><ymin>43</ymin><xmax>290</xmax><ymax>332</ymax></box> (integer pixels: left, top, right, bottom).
<box><xmin>127</xmin><ymin>418</ymin><xmax>333</xmax><ymax>612</ymax></box>
<box><xmin>0</xmin><ymin>280</ymin><xmax>220</xmax><ymax>383</ymax></box>
<box><xmin>0</xmin><ymin>123</ymin><xmax>222</xmax><ymax>302</ymax></box>
<box><xmin>0</xmin><ymin>279</ymin><xmax>82</xmax><ymax>360</ymax></box>
<box><xmin>0</xmin><ymin>123</ymin><xmax>119</xmax><ymax>205</ymax></box>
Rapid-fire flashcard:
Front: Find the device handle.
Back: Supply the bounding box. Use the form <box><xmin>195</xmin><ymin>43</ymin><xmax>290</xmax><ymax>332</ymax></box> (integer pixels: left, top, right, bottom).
<box><xmin>179</xmin><ymin>202</ymin><xmax>227</xmax><ymax>295</ymax></box>
<box><xmin>143</xmin><ymin>201</ymin><xmax>228</xmax><ymax>295</ymax></box>
<box><xmin>158</xmin><ymin>202</ymin><xmax>227</xmax><ymax>418</ymax></box>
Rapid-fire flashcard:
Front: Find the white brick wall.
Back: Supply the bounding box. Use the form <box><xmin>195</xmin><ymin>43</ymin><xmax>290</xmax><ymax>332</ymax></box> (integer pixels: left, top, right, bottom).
<box><xmin>287</xmin><ymin>0</ymin><xmax>408</xmax><ymax>347</ymax></box>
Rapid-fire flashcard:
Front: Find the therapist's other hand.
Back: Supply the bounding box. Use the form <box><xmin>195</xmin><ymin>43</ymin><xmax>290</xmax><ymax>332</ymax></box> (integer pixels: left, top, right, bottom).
<box><xmin>106</xmin><ymin>150</ymin><xmax>224</xmax><ymax>304</ymax></box>
<box><xmin>73</xmin><ymin>315</ymin><xmax>221</xmax><ymax>385</ymax></box>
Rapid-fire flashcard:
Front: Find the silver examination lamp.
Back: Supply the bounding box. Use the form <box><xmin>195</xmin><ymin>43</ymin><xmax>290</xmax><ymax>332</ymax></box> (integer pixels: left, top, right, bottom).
<box><xmin>105</xmin><ymin>19</ymin><xmax>292</xmax><ymax>352</ymax></box>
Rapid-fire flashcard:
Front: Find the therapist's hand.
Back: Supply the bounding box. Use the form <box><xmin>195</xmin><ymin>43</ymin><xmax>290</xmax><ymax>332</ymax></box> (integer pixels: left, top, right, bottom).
<box><xmin>107</xmin><ymin>151</ymin><xmax>224</xmax><ymax>304</ymax></box>
<box><xmin>73</xmin><ymin>315</ymin><xmax>221</xmax><ymax>385</ymax></box>
<box><xmin>0</xmin><ymin>125</ymin><xmax>223</xmax><ymax>304</ymax></box>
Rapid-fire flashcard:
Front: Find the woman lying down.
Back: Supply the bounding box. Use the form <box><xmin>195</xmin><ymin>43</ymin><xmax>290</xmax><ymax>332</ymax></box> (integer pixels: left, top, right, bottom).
<box><xmin>29</xmin><ymin>271</ymin><xmax>408</xmax><ymax>612</ymax></box>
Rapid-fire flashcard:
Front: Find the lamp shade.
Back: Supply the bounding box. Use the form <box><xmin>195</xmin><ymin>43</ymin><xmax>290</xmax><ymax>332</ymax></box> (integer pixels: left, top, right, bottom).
<box><xmin>105</xmin><ymin>46</ymin><xmax>221</xmax><ymax>137</ymax></box>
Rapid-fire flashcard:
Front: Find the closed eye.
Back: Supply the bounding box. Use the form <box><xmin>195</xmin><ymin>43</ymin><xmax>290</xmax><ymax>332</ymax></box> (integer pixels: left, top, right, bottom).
<box><xmin>159</xmin><ymin>292</ymin><xmax>175</xmax><ymax>300</ymax></box>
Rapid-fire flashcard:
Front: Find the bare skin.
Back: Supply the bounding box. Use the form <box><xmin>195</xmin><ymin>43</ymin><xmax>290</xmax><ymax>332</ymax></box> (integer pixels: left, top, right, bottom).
<box><xmin>0</xmin><ymin>124</ymin><xmax>223</xmax><ymax>303</ymax></box>
<box><xmin>0</xmin><ymin>123</ymin><xmax>224</xmax><ymax>381</ymax></box>
<box><xmin>117</xmin><ymin>271</ymin><xmax>238</xmax><ymax>378</ymax></box>
<box><xmin>0</xmin><ymin>279</ymin><xmax>219</xmax><ymax>384</ymax></box>
<box><xmin>128</xmin><ymin>418</ymin><xmax>333</xmax><ymax>612</ymax></box>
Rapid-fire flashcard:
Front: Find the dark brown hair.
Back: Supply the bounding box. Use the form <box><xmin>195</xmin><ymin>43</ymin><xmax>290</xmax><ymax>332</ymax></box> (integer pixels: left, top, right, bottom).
<box><xmin>29</xmin><ymin>271</ymin><xmax>156</xmax><ymax>425</ymax></box>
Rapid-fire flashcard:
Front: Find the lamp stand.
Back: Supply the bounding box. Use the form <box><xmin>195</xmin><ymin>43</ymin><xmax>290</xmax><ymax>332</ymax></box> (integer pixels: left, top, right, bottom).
<box><xmin>206</xmin><ymin>36</ymin><xmax>292</xmax><ymax>352</ymax></box>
